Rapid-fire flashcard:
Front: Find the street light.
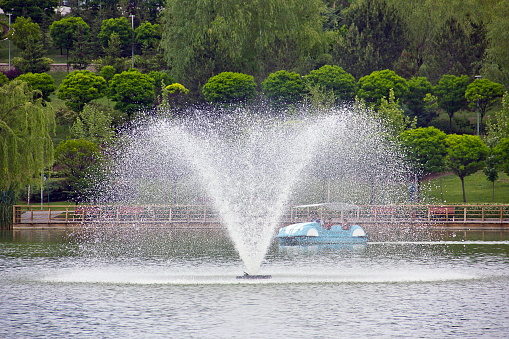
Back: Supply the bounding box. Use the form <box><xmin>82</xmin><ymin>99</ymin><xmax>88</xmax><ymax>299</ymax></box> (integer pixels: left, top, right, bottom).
<box><xmin>130</xmin><ymin>14</ymin><xmax>135</xmax><ymax>69</ymax></box>
<box><xmin>475</xmin><ymin>75</ymin><xmax>482</xmax><ymax>136</ymax></box>
<box><xmin>7</xmin><ymin>13</ymin><xmax>11</xmax><ymax>70</ymax></box>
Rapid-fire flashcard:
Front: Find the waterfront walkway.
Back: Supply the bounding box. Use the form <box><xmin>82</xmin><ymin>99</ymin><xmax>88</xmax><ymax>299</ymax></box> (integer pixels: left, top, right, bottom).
<box><xmin>12</xmin><ymin>204</ymin><xmax>509</xmax><ymax>230</ymax></box>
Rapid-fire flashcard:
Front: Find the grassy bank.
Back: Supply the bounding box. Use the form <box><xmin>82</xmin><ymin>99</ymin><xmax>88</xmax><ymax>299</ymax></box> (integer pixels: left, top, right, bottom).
<box><xmin>424</xmin><ymin>171</ymin><xmax>509</xmax><ymax>204</ymax></box>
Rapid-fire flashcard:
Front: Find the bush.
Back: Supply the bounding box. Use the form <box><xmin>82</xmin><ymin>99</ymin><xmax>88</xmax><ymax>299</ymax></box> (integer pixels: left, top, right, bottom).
<box><xmin>261</xmin><ymin>70</ymin><xmax>304</xmax><ymax>104</ymax></box>
<box><xmin>202</xmin><ymin>72</ymin><xmax>257</xmax><ymax>103</ymax></box>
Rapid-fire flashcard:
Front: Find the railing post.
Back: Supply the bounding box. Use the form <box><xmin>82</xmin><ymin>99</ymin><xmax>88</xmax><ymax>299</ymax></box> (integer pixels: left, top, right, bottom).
<box><xmin>463</xmin><ymin>207</ymin><xmax>466</xmax><ymax>223</ymax></box>
<box><xmin>48</xmin><ymin>207</ymin><xmax>51</xmax><ymax>223</ymax></box>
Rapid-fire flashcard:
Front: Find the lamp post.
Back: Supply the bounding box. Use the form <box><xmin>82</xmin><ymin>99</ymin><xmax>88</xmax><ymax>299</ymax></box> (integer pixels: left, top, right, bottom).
<box><xmin>475</xmin><ymin>75</ymin><xmax>482</xmax><ymax>136</ymax></box>
<box><xmin>7</xmin><ymin>13</ymin><xmax>11</xmax><ymax>70</ymax></box>
<box><xmin>130</xmin><ymin>14</ymin><xmax>135</xmax><ymax>69</ymax></box>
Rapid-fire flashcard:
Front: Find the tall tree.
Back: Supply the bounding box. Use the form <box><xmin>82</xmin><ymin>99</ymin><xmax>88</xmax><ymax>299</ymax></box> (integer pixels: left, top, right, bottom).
<box><xmin>434</xmin><ymin>74</ymin><xmax>470</xmax><ymax>132</ymax></box>
<box><xmin>0</xmin><ymin>0</ymin><xmax>57</xmax><ymax>25</ymax></box>
<box><xmin>405</xmin><ymin>76</ymin><xmax>434</xmax><ymax>127</ymax></box>
<box><xmin>465</xmin><ymin>78</ymin><xmax>504</xmax><ymax>134</ymax></box>
<box><xmin>160</xmin><ymin>0</ymin><xmax>327</xmax><ymax>99</ymax></box>
<box><xmin>333</xmin><ymin>0</ymin><xmax>407</xmax><ymax>79</ymax></box>
<box><xmin>445</xmin><ymin>134</ymin><xmax>489</xmax><ymax>202</ymax></box>
<box><xmin>0</xmin><ymin>80</ymin><xmax>55</xmax><ymax>190</ymax></box>
<box><xmin>49</xmin><ymin>16</ymin><xmax>91</xmax><ymax>70</ymax></box>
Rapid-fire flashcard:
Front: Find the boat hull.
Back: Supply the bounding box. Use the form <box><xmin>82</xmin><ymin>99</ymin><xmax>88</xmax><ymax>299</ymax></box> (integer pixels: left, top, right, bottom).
<box><xmin>276</xmin><ymin>222</ymin><xmax>367</xmax><ymax>246</ymax></box>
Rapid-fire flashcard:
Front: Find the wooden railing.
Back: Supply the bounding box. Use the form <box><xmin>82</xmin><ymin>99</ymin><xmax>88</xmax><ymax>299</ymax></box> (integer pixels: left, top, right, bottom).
<box><xmin>13</xmin><ymin>204</ymin><xmax>509</xmax><ymax>226</ymax></box>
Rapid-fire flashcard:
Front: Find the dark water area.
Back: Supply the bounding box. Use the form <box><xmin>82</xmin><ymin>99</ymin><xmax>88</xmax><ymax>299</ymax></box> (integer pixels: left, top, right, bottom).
<box><xmin>1</xmin><ymin>228</ymin><xmax>509</xmax><ymax>338</ymax></box>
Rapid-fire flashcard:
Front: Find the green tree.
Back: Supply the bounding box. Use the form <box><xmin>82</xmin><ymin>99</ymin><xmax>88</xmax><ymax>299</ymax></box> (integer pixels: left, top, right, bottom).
<box><xmin>15</xmin><ymin>72</ymin><xmax>55</xmax><ymax>102</ymax></box>
<box><xmin>465</xmin><ymin>78</ymin><xmax>504</xmax><ymax>134</ymax></box>
<box><xmin>377</xmin><ymin>88</ymin><xmax>416</xmax><ymax>137</ymax></box>
<box><xmin>405</xmin><ymin>76</ymin><xmax>434</xmax><ymax>127</ymax></box>
<box><xmin>0</xmin><ymin>0</ymin><xmax>57</xmax><ymax>25</ymax></box>
<box><xmin>400</xmin><ymin>127</ymin><xmax>447</xmax><ymax>200</ymax></box>
<box><xmin>485</xmin><ymin>92</ymin><xmax>509</xmax><ymax>147</ymax></box>
<box><xmin>8</xmin><ymin>16</ymin><xmax>41</xmax><ymax>51</ymax></box>
<box><xmin>482</xmin><ymin>0</ymin><xmax>509</xmax><ymax>88</ymax></box>
<box><xmin>445</xmin><ymin>134</ymin><xmax>489</xmax><ymax>202</ymax></box>
<box><xmin>483</xmin><ymin>153</ymin><xmax>499</xmax><ymax>203</ymax></box>
<box><xmin>261</xmin><ymin>70</ymin><xmax>305</xmax><ymax>104</ymax></box>
<box><xmin>54</xmin><ymin>138</ymin><xmax>102</xmax><ymax>203</ymax></box>
<box><xmin>148</xmin><ymin>71</ymin><xmax>175</xmax><ymax>98</ymax></box>
<box><xmin>49</xmin><ymin>16</ymin><xmax>91</xmax><ymax>69</ymax></box>
<box><xmin>356</xmin><ymin>69</ymin><xmax>408</xmax><ymax>106</ymax></box>
<box><xmin>0</xmin><ymin>79</ymin><xmax>55</xmax><ymax>189</ymax></box>
<box><xmin>303</xmin><ymin>65</ymin><xmax>356</xmax><ymax>101</ymax></box>
<box><xmin>109</xmin><ymin>68</ymin><xmax>155</xmax><ymax>119</ymax></box>
<box><xmin>70</xmin><ymin>103</ymin><xmax>114</xmax><ymax>144</ymax></box>
<box><xmin>57</xmin><ymin>70</ymin><xmax>107</xmax><ymax>111</ymax></box>
<box><xmin>434</xmin><ymin>74</ymin><xmax>470</xmax><ymax>132</ymax></box>
<box><xmin>202</xmin><ymin>72</ymin><xmax>257</xmax><ymax>103</ymax></box>
<box><xmin>161</xmin><ymin>0</ymin><xmax>327</xmax><ymax>97</ymax></box>
<box><xmin>135</xmin><ymin>21</ymin><xmax>160</xmax><ymax>51</ymax></box>
<box><xmin>333</xmin><ymin>0</ymin><xmax>407</xmax><ymax>78</ymax></box>
<box><xmin>12</xmin><ymin>37</ymin><xmax>53</xmax><ymax>74</ymax></box>
<box><xmin>495</xmin><ymin>138</ymin><xmax>509</xmax><ymax>176</ymax></box>
<box><xmin>98</xmin><ymin>17</ymin><xmax>133</xmax><ymax>52</ymax></box>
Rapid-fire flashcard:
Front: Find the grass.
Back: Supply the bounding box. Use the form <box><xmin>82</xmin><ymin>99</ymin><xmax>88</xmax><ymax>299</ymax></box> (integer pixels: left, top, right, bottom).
<box><xmin>423</xmin><ymin>171</ymin><xmax>509</xmax><ymax>204</ymax></box>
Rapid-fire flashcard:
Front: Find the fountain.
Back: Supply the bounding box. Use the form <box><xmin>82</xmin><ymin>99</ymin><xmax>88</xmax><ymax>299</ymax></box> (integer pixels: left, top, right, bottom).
<box><xmin>84</xmin><ymin>104</ymin><xmax>411</xmax><ymax>275</ymax></box>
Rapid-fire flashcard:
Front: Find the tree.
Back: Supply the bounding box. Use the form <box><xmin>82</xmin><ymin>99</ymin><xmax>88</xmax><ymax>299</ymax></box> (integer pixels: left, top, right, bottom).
<box><xmin>333</xmin><ymin>0</ymin><xmax>407</xmax><ymax>78</ymax></box>
<box><xmin>54</xmin><ymin>139</ymin><xmax>102</xmax><ymax>203</ymax></box>
<box><xmin>495</xmin><ymin>138</ymin><xmax>509</xmax><ymax>176</ymax></box>
<box><xmin>445</xmin><ymin>134</ymin><xmax>489</xmax><ymax>202</ymax></box>
<box><xmin>13</xmin><ymin>37</ymin><xmax>53</xmax><ymax>74</ymax></box>
<box><xmin>135</xmin><ymin>21</ymin><xmax>161</xmax><ymax>52</ymax></box>
<box><xmin>160</xmin><ymin>0</ymin><xmax>327</xmax><ymax>97</ymax></box>
<box><xmin>202</xmin><ymin>72</ymin><xmax>257</xmax><ymax>103</ymax></box>
<box><xmin>485</xmin><ymin>92</ymin><xmax>509</xmax><ymax>147</ymax></box>
<box><xmin>49</xmin><ymin>16</ymin><xmax>91</xmax><ymax>69</ymax></box>
<box><xmin>483</xmin><ymin>153</ymin><xmax>499</xmax><ymax>203</ymax></box>
<box><xmin>434</xmin><ymin>74</ymin><xmax>470</xmax><ymax>132</ymax></box>
<box><xmin>98</xmin><ymin>17</ymin><xmax>133</xmax><ymax>52</ymax></box>
<box><xmin>356</xmin><ymin>69</ymin><xmax>408</xmax><ymax>106</ymax></box>
<box><xmin>108</xmin><ymin>68</ymin><xmax>155</xmax><ymax>119</ymax></box>
<box><xmin>465</xmin><ymin>78</ymin><xmax>504</xmax><ymax>134</ymax></box>
<box><xmin>0</xmin><ymin>79</ymin><xmax>55</xmax><ymax>188</ymax></box>
<box><xmin>57</xmin><ymin>70</ymin><xmax>107</xmax><ymax>111</ymax></box>
<box><xmin>405</xmin><ymin>76</ymin><xmax>434</xmax><ymax>127</ymax></box>
<box><xmin>377</xmin><ymin>88</ymin><xmax>415</xmax><ymax>138</ymax></box>
<box><xmin>8</xmin><ymin>16</ymin><xmax>41</xmax><ymax>51</ymax></box>
<box><xmin>15</xmin><ymin>72</ymin><xmax>55</xmax><ymax>102</ymax></box>
<box><xmin>303</xmin><ymin>65</ymin><xmax>356</xmax><ymax>101</ymax></box>
<box><xmin>0</xmin><ymin>0</ymin><xmax>57</xmax><ymax>25</ymax></box>
<box><xmin>70</xmin><ymin>103</ymin><xmax>115</xmax><ymax>145</ymax></box>
<box><xmin>261</xmin><ymin>70</ymin><xmax>305</xmax><ymax>104</ymax></box>
<box><xmin>400</xmin><ymin>127</ymin><xmax>447</xmax><ymax>200</ymax></box>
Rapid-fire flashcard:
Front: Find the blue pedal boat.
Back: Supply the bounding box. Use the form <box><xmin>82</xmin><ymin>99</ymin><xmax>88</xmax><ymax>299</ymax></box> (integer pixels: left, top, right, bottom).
<box><xmin>276</xmin><ymin>221</ymin><xmax>368</xmax><ymax>246</ymax></box>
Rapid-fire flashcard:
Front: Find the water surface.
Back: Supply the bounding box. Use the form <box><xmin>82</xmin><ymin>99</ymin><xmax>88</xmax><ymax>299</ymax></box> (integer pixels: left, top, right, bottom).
<box><xmin>1</xmin><ymin>229</ymin><xmax>508</xmax><ymax>338</ymax></box>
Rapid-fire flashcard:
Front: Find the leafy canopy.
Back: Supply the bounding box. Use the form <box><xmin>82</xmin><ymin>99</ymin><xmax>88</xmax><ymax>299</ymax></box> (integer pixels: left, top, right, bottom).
<box><xmin>202</xmin><ymin>72</ymin><xmax>257</xmax><ymax>103</ymax></box>
<box><xmin>262</xmin><ymin>70</ymin><xmax>304</xmax><ymax>104</ymax></box>
<box><xmin>304</xmin><ymin>65</ymin><xmax>356</xmax><ymax>101</ymax></box>
<box><xmin>57</xmin><ymin>70</ymin><xmax>107</xmax><ymax>111</ymax></box>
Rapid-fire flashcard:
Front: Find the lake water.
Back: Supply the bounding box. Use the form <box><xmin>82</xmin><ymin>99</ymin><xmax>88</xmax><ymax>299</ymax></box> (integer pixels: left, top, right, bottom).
<box><xmin>1</xmin><ymin>228</ymin><xmax>509</xmax><ymax>338</ymax></box>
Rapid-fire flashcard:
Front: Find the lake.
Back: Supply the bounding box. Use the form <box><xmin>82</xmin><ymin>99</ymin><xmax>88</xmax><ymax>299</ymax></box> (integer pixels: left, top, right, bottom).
<box><xmin>1</xmin><ymin>228</ymin><xmax>508</xmax><ymax>338</ymax></box>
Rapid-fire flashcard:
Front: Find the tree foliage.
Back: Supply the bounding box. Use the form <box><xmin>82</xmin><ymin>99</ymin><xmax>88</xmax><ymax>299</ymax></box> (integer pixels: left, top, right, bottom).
<box><xmin>49</xmin><ymin>16</ymin><xmax>90</xmax><ymax>58</ymax></box>
<box><xmin>70</xmin><ymin>103</ymin><xmax>114</xmax><ymax>145</ymax></box>
<box><xmin>303</xmin><ymin>65</ymin><xmax>356</xmax><ymax>101</ymax></box>
<box><xmin>16</xmin><ymin>72</ymin><xmax>55</xmax><ymax>102</ymax></box>
<box><xmin>108</xmin><ymin>68</ymin><xmax>155</xmax><ymax>118</ymax></box>
<box><xmin>98</xmin><ymin>17</ymin><xmax>133</xmax><ymax>51</ymax></box>
<box><xmin>160</xmin><ymin>0</ymin><xmax>327</xmax><ymax>95</ymax></box>
<box><xmin>8</xmin><ymin>16</ymin><xmax>41</xmax><ymax>51</ymax></box>
<box><xmin>57</xmin><ymin>70</ymin><xmax>107</xmax><ymax>111</ymax></box>
<box><xmin>261</xmin><ymin>70</ymin><xmax>305</xmax><ymax>104</ymax></box>
<box><xmin>405</xmin><ymin>76</ymin><xmax>434</xmax><ymax>127</ymax></box>
<box><xmin>485</xmin><ymin>92</ymin><xmax>509</xmax><ymax>148</ymax></box>
<box><xmin>202</xmin><ymin>72</ymin><xmax>257</xmax><ymax>103</ymax></box>
<box><xmin>334</xmin><ymin>0</ymin><xmax>407</xmax><ymax>79</ymax></box>
<box><xmin>377</xmin><ymin>88</ymin><xmax>415</xmax><ymax>137</ymax></box>
<box><xmin>0</xmin><ymin>80</ymin><xmax>55</xmax><ymax>190</ymax></box>
<box><xmin>434</xmin><ymin>74</ymin><xmax>470</xmax><ymax>132</ymax></box>
<box><xmin>356</xmin><ymin>69</ymin><xmax>408</xmax><ymax>106</ymax></box>
<box><xmin>0</xmin><ymin>0</ymin><xmax>57</xmax><ymax>25</ymax></box>
<box><xmin>465</xmin><ymin>78</ymin><xmax>504</xmax><ymax>133</ymax></box>
<box><xmin>445</xmin><ymin>134</ymin><xmax>489</xmax><ymax>202</ymax></box>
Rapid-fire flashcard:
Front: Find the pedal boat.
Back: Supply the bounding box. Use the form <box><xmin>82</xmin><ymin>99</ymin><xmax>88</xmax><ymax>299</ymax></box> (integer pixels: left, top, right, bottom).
<box><xmin>276</xmin><ymin>221</ymin><xmax>367</xmax><ymax>246</ymax></box>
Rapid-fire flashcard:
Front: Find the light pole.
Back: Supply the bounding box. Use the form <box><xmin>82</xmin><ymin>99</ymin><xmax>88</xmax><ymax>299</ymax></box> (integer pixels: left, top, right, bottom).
<box><xmin>475</xmin><ymin>75</ymin><xmax>482</xmax><ymax>136</ymax></box>
<box><xmin>7</xmin><ymin>13</ymin><xmax>11</xmax><ymax>70</ymax></box>
<box><xmin>130</xmin><ymin>14</ymin><xmax>135</xmax><ymax>69</ymax></box>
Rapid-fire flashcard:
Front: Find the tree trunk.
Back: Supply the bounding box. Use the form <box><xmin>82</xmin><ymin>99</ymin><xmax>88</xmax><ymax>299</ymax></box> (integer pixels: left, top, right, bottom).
<box><xmin>461</xmin><ymin>177</ymin><xmax>466</xmax><ymax>203</ymax></box>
